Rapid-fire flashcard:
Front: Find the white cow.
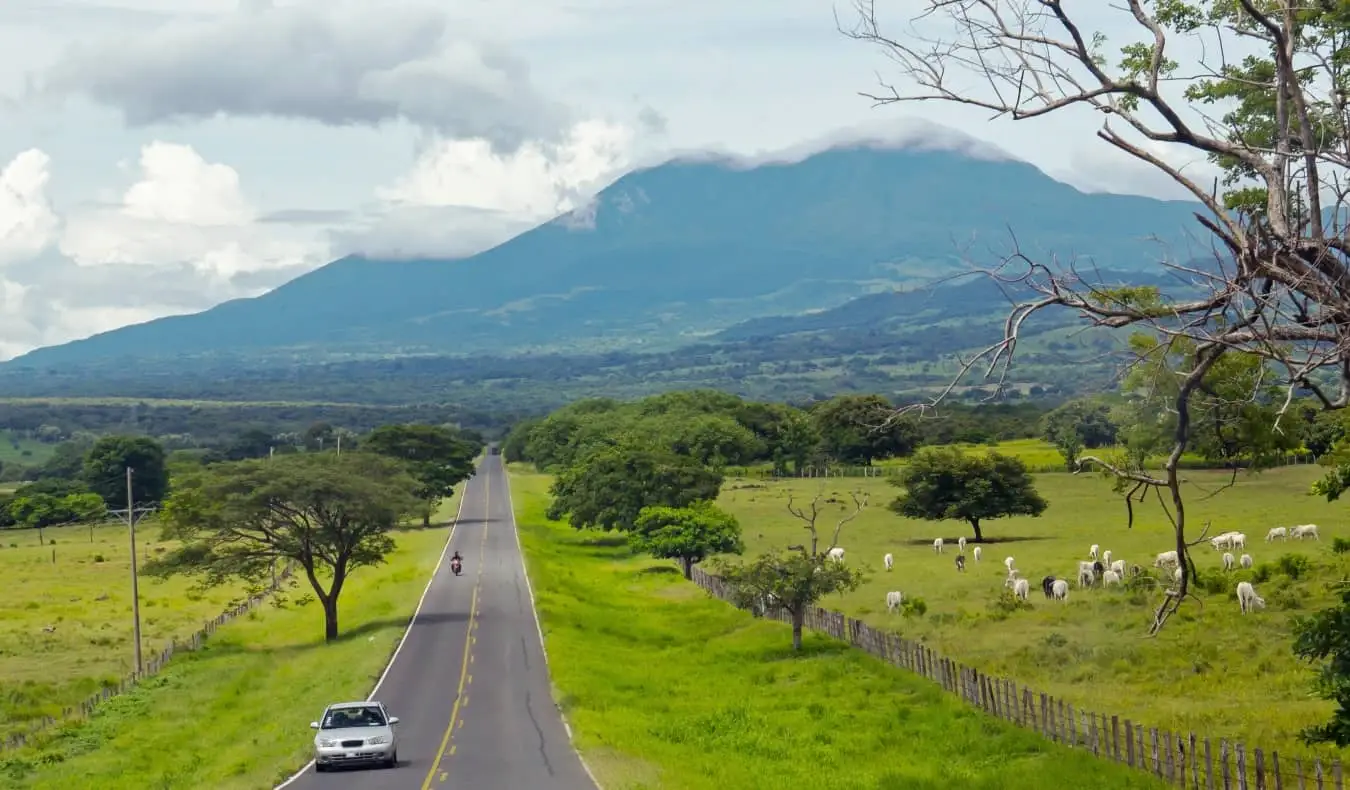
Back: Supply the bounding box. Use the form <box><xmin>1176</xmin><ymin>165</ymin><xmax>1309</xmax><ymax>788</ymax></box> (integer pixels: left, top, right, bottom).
<box><xmin>1265</xmin><ymin>527</ymin><xmax>1288</xmax><ymax>542</ymax></box>
<box><xmin>933</xmin><ymin>538</ymin><xmax>945</xmax><ymax>554</ymax></box>
<box><xmin>958</xmin><ymin>536</ymin><xmax>967</xmax><ymax>552</ymax></box>
<box><xmin>886</xmin><ymin>590</ymin><xmax>904</xmax><ymax>613</ymax></box>
<box><xmin>883</xmin><ymin>553</ymin><xmax>894</xmax><ymax>571</ymax></box>
<box><xmin>1291</xmin><ymin>524</ymin><xmax>1320</xmax><ymax>541</ymax></box>
<box><xmin>1004</xmin><ymin>556</ymin><xmax>1016</xmax><ymax>573</ymax></box>
<box><xmin>1012</xmin><ymin>578</ymin><xmax>1030</xmax><ymax>601</ymax></box>
<box><xmin>1051</xmin><ymin>579</ymin><xmax>1069</xmax><ymax>601</ymax></box>
<box><xmin>1221</xmin><ymin>552</ymin><xmax>1235</xmax><ymax>571</ymax></box>
<box><xmin>972</xmin><ymin>546</ymin><xmax>983</xmax><ymax>562</ymax></box>
<box><xmin>1240</xmin><ymin>553</ymin><xmax>1253</xmax><ymax>569</ymax></box>
<box><xmin>827</xmin><ymin>547</ymin><xmax>845</xmax><ymax>562</ymax></box>
<box><xmin>1236</xmin><ymin>581</ymin><xmax>1265</xmax><ymax>614</ymax></box>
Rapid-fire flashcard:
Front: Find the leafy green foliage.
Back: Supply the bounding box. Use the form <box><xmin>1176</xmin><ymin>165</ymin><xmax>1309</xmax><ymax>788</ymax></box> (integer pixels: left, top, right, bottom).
<box><xmin>890</xmin><ymin>447</ymin><xmax>1047</xmax><ymax>541</ymax></box>
<box><xmin>810</xmin><ymin>394</ymin><xmax>920</xmax><ymax>464</ymax></box>
<box><xmin>1040</xmin><ymin>399</ymin><xmax>1119</xmax><ymax>469</ymax></box>
<box><xmin>147</xmin><ymin>452</ymin><xmax>421</xmax><ymax>641</ymax></box>
<box><xmin>630</xmin><ymin>502</ymin><xmax>744</xmax><ymax>578</ymax></box>
<box><xmin>546</xmin><ymin>444</ymin><xmax>723</xmax><ymax>532</ymax></box>
<box><xmin>713</xmin><ymin>551</ymin><xmax>865</xmax><ymax>650</ymax></box>
<box><xmin>362</xmin><ymin>423</ymin><xmax>481</xmax><ymax>525</ymax></box>
<box><xmin>81</xmin><ymin>435</ymin><xmax>169</xmax><ymax>507</ymax></box>
<box><xmin>1115</xmin><ymin>337</ymin><xmax>1301</xmax><ymax>471</ymax></box>
<box><xmin>1293</xmin><ymin>583</ymin><xmax>1350</xmax><ymax>746</ymax></box>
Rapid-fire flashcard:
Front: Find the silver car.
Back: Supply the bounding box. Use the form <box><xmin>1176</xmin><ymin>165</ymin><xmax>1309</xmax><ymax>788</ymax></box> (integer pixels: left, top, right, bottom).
<box><xmin>311</xmin><ymin>700</ymin><xmax>400</xmax><ymax>771</ymax></box>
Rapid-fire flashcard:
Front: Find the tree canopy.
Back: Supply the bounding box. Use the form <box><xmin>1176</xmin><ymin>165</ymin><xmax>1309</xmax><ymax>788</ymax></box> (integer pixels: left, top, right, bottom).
<box><xmin>630</xmin><ymin>501</ymin><xmax>744</xmax><ymax>579</ymax></box>
<box><xmin>363</xmin><ymin>423</ymin><xmax>481</xmax><ymax>525</ymax></box>
<box><xmin>82</xmin><ymin>435</ymin><xmax>169</xmax><ymax>507</ymax></box>
<box><xmin>147</xmin><ymin>451</ymin><xmax>421</xmax><ymax>642</ymax></box>
<box><xmin>890</xmin><ymin>447</ymin><xmax>1047</xmax><ymax>542</ymax></box>
<box><xmin>546</xmin><ymin>444</ymin><xmax>723</xmax><ymax>532</ymax></box>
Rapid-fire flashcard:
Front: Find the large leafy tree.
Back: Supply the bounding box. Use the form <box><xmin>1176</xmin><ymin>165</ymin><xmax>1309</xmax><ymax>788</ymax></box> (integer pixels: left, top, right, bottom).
<box><xmin>890</xmin><ymin>447</ymin><xmax>1047</xmax><ymax>542</ymax></box>
<box><xmin>630</xmin><ymin>502</ymin><xmax>744</xmax><ymax>579</ymax></box>
<box><xmin>363</xmin><ymin>423</ymin><xmax>480</xmax><ymax>525</ymax></box>
<box><xmin>81</xmin><ymin>435</ymin><xmax>169</xmax><ymax>507</ymax></box>
<box><xmin>547</xmin><ymin>444</ymin><xmax>723</xmax><ymax>533</ymax></box>
<box><xmin>146</xmin><ymin>452</ymin><xmax>421</xmax><ymax>642</ymax></box>
<box><xmin>812</xmin><ymin>394</ymin><xmax>920</xmax><ymax>464</ymax></box>
<box><xmin>846</xmin><ymin>0</ymin><xmax>1350</xmax><ymax>633</ymax></box>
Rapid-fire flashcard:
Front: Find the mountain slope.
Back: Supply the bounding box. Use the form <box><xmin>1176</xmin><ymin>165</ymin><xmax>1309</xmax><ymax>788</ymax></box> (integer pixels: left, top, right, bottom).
<box><xmin>8</xmin><ymin>142</ymin><xmax>1208</xmax><ymax>369</ymax></box>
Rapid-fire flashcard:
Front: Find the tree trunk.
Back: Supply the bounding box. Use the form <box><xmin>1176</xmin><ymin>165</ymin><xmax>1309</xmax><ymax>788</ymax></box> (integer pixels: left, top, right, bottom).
<box><xmin>969</xmin><ymin>518</ymin><xmax>983</xmax><ymax>542</ymax></box>
<box><xmin>681</xmin><ymin>556</ymin><xmax>693</xmax><ymax>579</ymax></box>
<box><xmin>322</xmin><ymin>595</ymin><xmax>340</xmax><ymax>642</ymax></box>
<box><xmin>791</xmin><ymin>609</ymin><xmax>805</xmax><ymax>650</ymax></box>
<box><xmin>422</xmin><ymin>506</ymin><xmax>432</xmax><ymax>527</ymax></box>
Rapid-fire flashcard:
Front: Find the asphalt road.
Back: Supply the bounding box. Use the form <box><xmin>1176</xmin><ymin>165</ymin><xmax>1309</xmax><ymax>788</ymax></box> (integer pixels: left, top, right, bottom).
<box><xmin>280</xmin><ymin>455</ymin><xmax>597</xmax><ymax>790</ymax></box>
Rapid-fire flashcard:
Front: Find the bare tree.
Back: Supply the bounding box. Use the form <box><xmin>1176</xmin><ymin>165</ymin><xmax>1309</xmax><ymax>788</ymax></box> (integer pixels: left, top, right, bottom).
<box><xmin>786</xmin><ymin>487</ymin><xmax>870</xmax><ymax>556</ymax></box>
<box><xmin>842</xmin><ymin>0</ymin><xmax>1350</xmax><ymax>633</ymax></box>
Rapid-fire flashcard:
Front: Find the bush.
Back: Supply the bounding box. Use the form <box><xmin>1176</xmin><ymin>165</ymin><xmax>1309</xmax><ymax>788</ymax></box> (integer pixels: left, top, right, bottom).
<box><xmin>1332</xmin><ymin>537</ymin><xmax>1350</xmax><ymax>555</ymax></box>
<box><xmin>902</xmin><ymin>597</ymin><xmax>928</xmax><ymax>618</ymax></box>
<box><xmin>1277</xmin><ymin>554</ymin><xmax>1313</xmax><ymax>580</ymax></box>
<box><xmin>93</xmin><ymin>554</ymin><xmax>105</xmax><ymax>563</ymax></box>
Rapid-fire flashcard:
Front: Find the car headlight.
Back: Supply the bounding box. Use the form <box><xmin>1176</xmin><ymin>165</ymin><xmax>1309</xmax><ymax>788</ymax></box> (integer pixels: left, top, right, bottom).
<box><xmin>366</xmin><ymin>735</ymin><xmax>390</xmax><ymax>745</ymax></box>
<box><xmin>317</xmin><ymin>738</ymin><xmax>337</xmax><ymax>747</ymax></box>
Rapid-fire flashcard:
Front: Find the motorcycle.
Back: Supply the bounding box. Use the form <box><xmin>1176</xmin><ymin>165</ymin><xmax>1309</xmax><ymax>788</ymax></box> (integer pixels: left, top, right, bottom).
<box><xmin>451</xmin><ymin>557</ymin><xmax>463</xmax><ymax>576</ymax></box>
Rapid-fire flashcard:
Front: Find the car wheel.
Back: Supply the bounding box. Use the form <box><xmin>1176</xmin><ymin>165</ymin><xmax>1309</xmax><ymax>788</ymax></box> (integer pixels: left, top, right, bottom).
<box><xmin>315</xmin><ymin>763</ymin><xmax>327</xmax><ymax>773</ymax></box>
<box><xmin>386</xmin><ymin>751</ymin><xmax>398</xmax><ymax>768</ymax></box>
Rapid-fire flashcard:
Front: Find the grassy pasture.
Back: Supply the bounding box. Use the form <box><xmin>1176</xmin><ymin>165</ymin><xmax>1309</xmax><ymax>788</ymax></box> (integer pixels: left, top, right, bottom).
<box><xmin>0</xmin><ymin>519</ymin><xmax>250</xmax><ymax>744</ymax></box>
<box><xmin>717</xmin><ymin>465</ymin><xmax>1349</xmax><ymax>761</ymax></box>
<box><xmin>509</xmin><ymin>469</ymin><xmax>1165</xmax><ymax>790</ymax></box>
<box><xmin>0</xmin><ymin>432</ymin><xmax>57</xmax><ymax>467</ymax></box>
<box><xmin>0</xmin><ymin>493</ymin><xmax>462</xmax><ymax>789</ymax></box>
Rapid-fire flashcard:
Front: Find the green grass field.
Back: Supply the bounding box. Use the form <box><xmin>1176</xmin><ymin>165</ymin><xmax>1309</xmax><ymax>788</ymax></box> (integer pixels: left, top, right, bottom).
<box><xmin>0</xmin><ymin>494</ymin><xmax>462</xmax><ymax>789</ymax></box>
<box><xmin>716</xmin><ymin>465</ymin><xmax>1348</xmax><ymax>762</ymax></box>
<box><xmin>0</xmin><ymin>520</ymin><xmax>251</xmax><ymax>744</ymax></box>
<box><xmin>0</xmin><ymin>432</ymin><xmax>57</xmax><ymax>467</ymax></box>
<box><xmin>509</xmin><ymin>469</ymin><xmax>1167</xmax><ymax>789</ymax></box>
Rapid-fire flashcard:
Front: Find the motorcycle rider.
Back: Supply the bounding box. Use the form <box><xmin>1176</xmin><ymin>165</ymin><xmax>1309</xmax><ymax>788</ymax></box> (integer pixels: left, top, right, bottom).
<box><xmin>451</xmin><ymin>551</ymin><xmax>463</xmax><ymax>575</ymax></box>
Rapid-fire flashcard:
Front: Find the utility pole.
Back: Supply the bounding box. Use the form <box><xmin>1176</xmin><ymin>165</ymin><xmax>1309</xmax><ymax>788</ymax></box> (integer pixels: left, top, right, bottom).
<box><xmin>269</xmin><ymin>446</ymin><xmax>275</xmax><ymax>460</ymax></box>
<box><xmin>109</xmin><ymin>467</ymin><xmax>156</xmax><ymax>677</ymax></box>
<box><xmin>336</xmin><ymin>434</ymin><xmax>342</xmax><ymax>456</ymax></box>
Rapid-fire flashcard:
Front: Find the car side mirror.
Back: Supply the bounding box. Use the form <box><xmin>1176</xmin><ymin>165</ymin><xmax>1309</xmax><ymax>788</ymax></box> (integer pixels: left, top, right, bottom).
<box><xmin>388</xmin><ymin>716</ymin><xmax>400</xmax><ymax>725</ymax></box>
<box><xmin>309</xmin><ymin>722</ymin><xmax>320</xmax><ymax>729</ymax></box>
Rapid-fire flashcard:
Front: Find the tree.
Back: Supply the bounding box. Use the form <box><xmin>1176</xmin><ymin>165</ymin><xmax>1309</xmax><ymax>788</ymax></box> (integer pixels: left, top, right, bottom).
<box><xmin>714</xmin><ymin>488</ymin><xmax>868</xmax><ymax>650</ymax></box>
<box><xmin>812</xmin><ymin>394</ymin><xmax>920</xmax><ymax>464</ymax></box>
<box><xmin>363</xmin><ymin>424</ymin><xmax>480</xmax><ymax>526</ymax></box>
<box><xmin>890</xmin><ymin>447</ymin><xmax>1047</xmax><ymax>542</ymax></box>
<box><xmin>1041</xmin><ymin>400</ymin><xmax>1118</xmax><ymax>470</ymax></box>
<box><xmin>631</xmin><ymin>502</ymin><xmax>744</xmax><ymax>579</ymax></box>
<box><xmin>844</xmin><ymin>0</ymin><xmax>1350</xmax><ymax>632</ymax></box>
<box><xmin>146</xmin><ymin>452</ymin><xmax>421</xmax><ymax>642</ymax></box>
<box><xmin>81</xmin><ymin>436</ymin><xmax>169</xmax><ymax>508</ymax></box>
<box><xmin>36</xmin><ymin>439</ymin><xmax>93</xmax><ymax>480</ymax></box>
<box><xmin>1292</xmin><ymin>583</ymin><xmax>1350</xmax><ymax>746</ymax></box>
<box><xmin>547</xmin><ymin>444</ymin><xmax>723</xmax><ymax>532</ymax></box>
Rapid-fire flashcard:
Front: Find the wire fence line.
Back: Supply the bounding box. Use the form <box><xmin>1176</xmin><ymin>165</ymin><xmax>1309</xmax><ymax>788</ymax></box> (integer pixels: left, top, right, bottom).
<box><xmin>1</xmin><ymin>561</ymin><xmax>296</xmax><ymax>753</ymax></box>
<box><xmin>690</xmin><ymin>565</ymin><xmax>1345</xmax><ymax>790</ymax></box>
<box><xmin>725</xmin><ymin>453</ymin><xmax>1322</xmax><ymax>480</ymax></box>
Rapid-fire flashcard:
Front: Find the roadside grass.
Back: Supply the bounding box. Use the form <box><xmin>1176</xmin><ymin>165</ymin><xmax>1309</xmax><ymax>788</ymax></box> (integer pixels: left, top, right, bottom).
<box><xmin>509</xmin><ymin>468</ymin><xmax>1167</xmax><ymax>790</ymax></box>
<box><xmin>717</xmin><ymin>466</ymin><xmax>1349</xmax><ymax>762</ymax></box>
<box><xmin>0</xmin><ymin>493</ymin><xmax>461</xmax><ymax>789</ymax></box>
<box><xmin>0</xmin><ymin>520</ymin><xmax>250</xmax><ymax>744</ymax></box>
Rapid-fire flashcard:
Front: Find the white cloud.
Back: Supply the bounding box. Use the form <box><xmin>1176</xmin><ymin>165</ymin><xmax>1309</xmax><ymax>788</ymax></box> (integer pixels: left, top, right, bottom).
<box><xmin>60</xmin><ymin>141</ymin><xmax>329</xmax><ymax>282</ymax></box>
<box><xmin>0</xmin><ymin>143</ymin><xmax>332</xmax><ymax>360</ymax></box>
<box><xmin>122</xmin><ymin>141</ymin><xmax>253</xmax><ymax>225</ymax></box>
<box><xmin>345</xmin><ymin>116</ymin><xmax>655</xmax><ymax>258</ymax></box>
<box><xmin>0</xmin><ymin>149</ymin><xmax>59</xmax><ymax>264</ymax></box>
<box><xmin>40</xmin><ymin>1</ymin><xmax>569</xmax><ymax>151</ymax></box>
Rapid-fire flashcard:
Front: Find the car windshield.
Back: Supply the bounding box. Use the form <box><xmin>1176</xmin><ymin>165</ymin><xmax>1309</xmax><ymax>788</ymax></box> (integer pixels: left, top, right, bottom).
<box><xmin>321</xmin><ymin>706</ymin><xmax>386</xmax><ymax>728</ymax></box>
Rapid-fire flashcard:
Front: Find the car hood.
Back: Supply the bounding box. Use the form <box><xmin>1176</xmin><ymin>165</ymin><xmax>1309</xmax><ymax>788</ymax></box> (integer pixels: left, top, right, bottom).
<box><xmin>315</xmin><ymin>726</ymin><xmax>393</xmax><ymax>742</ymax></box>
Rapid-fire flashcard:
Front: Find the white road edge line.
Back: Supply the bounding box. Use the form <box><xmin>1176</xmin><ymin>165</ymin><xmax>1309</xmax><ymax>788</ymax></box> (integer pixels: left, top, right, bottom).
<box><xmin>501</xmin><ymin>461</ymin><xmax>604</xmax><ymax>789</ymax></box>
<box><xmin>273</xmin><ymin>470</ymin><xmax>473</xmax><ymax>789</ymax></box>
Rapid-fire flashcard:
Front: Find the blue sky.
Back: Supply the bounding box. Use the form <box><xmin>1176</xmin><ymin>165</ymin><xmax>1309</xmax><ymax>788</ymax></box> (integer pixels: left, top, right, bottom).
<box><xmin>0</xmin><ymin>0</ymin><xmax>1204</xmax><ymax>359</ymax></box>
